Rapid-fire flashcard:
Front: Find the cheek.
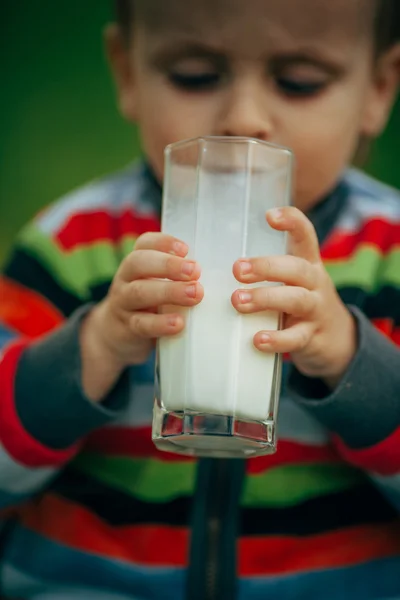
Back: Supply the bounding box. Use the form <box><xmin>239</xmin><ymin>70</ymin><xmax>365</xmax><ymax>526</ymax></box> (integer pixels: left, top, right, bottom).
<box><xmin>136</xmin><ymin>86</ymin><xmax>219</xmax><ymax>180</ymax></box>
<box><xmin>281</xmin><ymin>92</ymin><xmax>367</xmax><ymax>208</ymax></box>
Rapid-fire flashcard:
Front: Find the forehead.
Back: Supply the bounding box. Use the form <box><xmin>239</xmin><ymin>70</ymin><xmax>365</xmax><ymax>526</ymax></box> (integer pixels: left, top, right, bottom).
<box><xmin>135</xmin><ymin>0</ymin><xmax>375</xmax><ymax>49</ymax></box>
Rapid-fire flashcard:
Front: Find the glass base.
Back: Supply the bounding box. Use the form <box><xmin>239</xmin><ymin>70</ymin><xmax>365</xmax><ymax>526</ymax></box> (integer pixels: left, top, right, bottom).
<box><xmin>152</xmin><ymin>403</ymin><xmax>277</xmax><ymax>458</ymax></box>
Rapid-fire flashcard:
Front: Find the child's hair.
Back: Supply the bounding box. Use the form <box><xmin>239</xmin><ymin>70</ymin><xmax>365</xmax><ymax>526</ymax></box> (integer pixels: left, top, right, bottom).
<box><xmin>375</xmin><ymin>0</ymin><xmax>400</xmax><ymax>52</ymax></box>
<box><xmin>113</xmin><ymin>0</ymin><xmax>400</xmax><ymax>53</ymax></box>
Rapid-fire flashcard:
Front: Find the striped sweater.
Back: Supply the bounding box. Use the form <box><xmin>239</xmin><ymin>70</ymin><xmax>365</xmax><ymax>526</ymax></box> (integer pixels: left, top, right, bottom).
<box><xmin>0</xmin><ymin>163</ymin><xmax>400</xmax><ymax>600</ymax></box>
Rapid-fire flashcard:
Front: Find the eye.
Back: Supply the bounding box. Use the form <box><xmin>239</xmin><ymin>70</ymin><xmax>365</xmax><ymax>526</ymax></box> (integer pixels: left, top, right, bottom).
<box><xmin>169</xmin><ymin>71</ymin><xmax>221</xmax><ymax>91</ymax></box>
<box><xmin>276</xmin><ymin>77</ymin><xmax>327</xmax><ymax>97</ymax></box>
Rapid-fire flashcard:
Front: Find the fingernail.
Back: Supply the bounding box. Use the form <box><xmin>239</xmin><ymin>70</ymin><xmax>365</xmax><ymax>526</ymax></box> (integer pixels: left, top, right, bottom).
<box><xmin>238</xmin><ymin>291</ymin><xmax>252</xmax><ymax>304</ymax></box>
<box><xmin>259</xmin><ymin>333</ymin><xmax>271</xmax><ymax>344</ymax></box>
<box><xmin>182</xmin><ymin>261</ymin><xmax>195</xmax><ymax>276</ymax></box>
<box><xmin>173</xmin><ymin>241</ymin><xmax>187</xmax><ymax>255</ymax></box>
<box><xmin>239</xmin><ymin>261</ymin><xmax>252</xmax><ymax>275</ymax></box>
<box><xmin>269</xmin><ymin>208</ymin><xmax>283</xmax><ymax>221</ymax></box>
<box><xmin>185</xmin><ymin>284</ymin><xmax>197</xmax><ymax>298</ymax></box>
<box><xmin>168</xmin><ymin>315</ymin><xmax>179</xmax><ymax>327</ymax></box>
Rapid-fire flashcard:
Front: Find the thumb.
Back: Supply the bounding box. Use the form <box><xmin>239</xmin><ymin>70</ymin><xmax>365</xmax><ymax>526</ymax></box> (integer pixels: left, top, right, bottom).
<box><xmin>266</xmin><ymin>207</ymin><xmax>321</xmax><ymax>264</ymax></box>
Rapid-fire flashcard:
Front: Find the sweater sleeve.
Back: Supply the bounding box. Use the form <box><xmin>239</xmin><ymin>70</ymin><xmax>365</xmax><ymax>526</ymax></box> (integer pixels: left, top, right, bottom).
<box><xmin>288</xmin><ymin>306</ymin><xmax>400</xmax><ymax>511</ymax></box>
<box><xmin>0</xmin><ymin>221</ymin><xmax>131</xmax><ymax>510</ymax></box>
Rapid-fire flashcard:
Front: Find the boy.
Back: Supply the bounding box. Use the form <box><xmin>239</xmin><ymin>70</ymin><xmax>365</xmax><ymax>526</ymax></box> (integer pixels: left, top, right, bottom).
<box><xmin>1</xmin><ymin>0</ymin><xmax>400</xmax><ymax>598</ymax></box>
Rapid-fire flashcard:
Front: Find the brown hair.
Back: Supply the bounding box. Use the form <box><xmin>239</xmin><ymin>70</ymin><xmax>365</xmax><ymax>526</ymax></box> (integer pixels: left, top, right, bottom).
<box><xmin>114</xmin><ymin>0</ymin><xmax>400</xmax><ymax>51</ymax></box>
<box><xmin>375</xmin><ymin>0</ymin><xmax>400</xmax><ymax>52</ymax></box>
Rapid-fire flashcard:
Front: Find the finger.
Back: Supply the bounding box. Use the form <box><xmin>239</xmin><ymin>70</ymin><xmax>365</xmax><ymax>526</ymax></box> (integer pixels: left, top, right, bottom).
<box><xmin>233</xmin><ymin>255</ymin><xmax>317</xmax><ymax>289</ymax></box>
<box><xmin>266</xmin><ymin>207</ymin><xmax>320</xmax><ymax>264</ymax></box>
<box><xmin>119</xmin><ymin>250</ymin><xmax>201</xmax><ymax>283</ymax></box>
<box><xmin>129</xmin><ymin>311</ymin><xmax>185</xmax><ymax>338</ymax></box>
<box><xmin>254</xmin><ymin>322</ymin><xmax>312</xmax><ymax>354</ymax></box>
<box><xmin>232</xmin><ymin>286</ymin><xmax>316</xmax><ymax>317</ymax></box>
<box><xmin>121</xmin><ymin>279</ymin><xmax>204</xmax><ymax>311</ymax></box>
<box><xmin>134</xmin><ymin>232</ymin><xmax>189</xmax><ymax>257</ymax></box>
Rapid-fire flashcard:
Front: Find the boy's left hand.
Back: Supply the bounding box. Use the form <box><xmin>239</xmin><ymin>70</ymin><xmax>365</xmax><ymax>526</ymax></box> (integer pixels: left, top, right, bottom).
<box><xmin>232</xmin><ymin>207</ymin><xmax>357</xmax><ymax>389</ymax></box>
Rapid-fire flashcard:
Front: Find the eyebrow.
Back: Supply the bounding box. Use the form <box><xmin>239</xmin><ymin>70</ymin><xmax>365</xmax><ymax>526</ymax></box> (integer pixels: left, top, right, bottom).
<box><xmin>148</xmin><ymin>41</ymin><xmax>347</xmax><ymax>76</ymax></box>
<box><xmin>268</xmin><ymin>53</ymin><xmax>345</xmax><ymax>76</ymax></box>
<box><xmin>148</xmin><ymin>43</ymin><xmax>229</xmax><ymax>69</ymax></box>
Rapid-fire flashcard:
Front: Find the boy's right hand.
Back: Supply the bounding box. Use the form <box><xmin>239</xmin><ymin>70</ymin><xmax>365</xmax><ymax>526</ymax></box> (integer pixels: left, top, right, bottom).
<box><xmin>80</xmin><ymin>233</ymin><xmax>203</xmax><ymax>401</ymax></box>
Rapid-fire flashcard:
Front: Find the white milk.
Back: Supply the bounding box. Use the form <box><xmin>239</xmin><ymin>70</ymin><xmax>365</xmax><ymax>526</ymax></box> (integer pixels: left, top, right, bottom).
<box><xmin>159</xmin><ymin>302</ymin><xmax>279</xmax><ymax>422</ymax></box>
<box><xmin>159</xmin><ymin>165</ymin><xmax>287</xmax><ymax>423</ymax></box>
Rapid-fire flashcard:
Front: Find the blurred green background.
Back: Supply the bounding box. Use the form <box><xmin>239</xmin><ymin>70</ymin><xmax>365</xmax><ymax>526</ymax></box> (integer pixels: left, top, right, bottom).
<box><xmin>1</xmin><ymin>1</ymin><xmax>399</xmax><ymax>264</ymax></box>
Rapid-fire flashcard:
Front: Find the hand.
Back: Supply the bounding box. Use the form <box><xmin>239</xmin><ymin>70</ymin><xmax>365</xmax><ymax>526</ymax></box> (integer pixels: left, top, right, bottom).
<box><xmin>80</xmin><ymin>233</ymin><xmax>203</xmax><ymax>400</ymax></box>
<box><xmin>231</xmin><ymin>207</ymin><xmax>357</xmax><ymax>388</ymax></box>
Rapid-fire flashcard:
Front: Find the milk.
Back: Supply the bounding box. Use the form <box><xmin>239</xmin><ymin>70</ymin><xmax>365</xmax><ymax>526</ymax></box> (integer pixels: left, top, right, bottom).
<box><xmin>159</xmin><ymin>301</ymin><xmax>279</xmax><ymax>422</ymax></box>
<box><xmin>159</xmin><ymin>158</ymin><xmax>288</xmax><ymax>424</ymax></box>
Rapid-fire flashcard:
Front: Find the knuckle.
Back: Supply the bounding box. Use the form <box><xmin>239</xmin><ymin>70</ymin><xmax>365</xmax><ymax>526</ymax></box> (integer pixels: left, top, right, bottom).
<box><xmin>308</xmin><ymin>290</ymin><xmax>319</xmax><ymax>314</ymax></box>
<box><xmin>296</xmin><ymin>287</ymin><xmax>310</xmax><ymax>313</ymax></box>
<box><xmin>264</xmin><ymin>256</ymin><xmax>273</xmax><ymax>275</ymax></box>
<box><xmin>127</xmin><ymin>249</ymin><xmax>142</xmax><ymax>273</ymax></box>
<box><xmin>131</xmin><ymin>280</ymin><xmax>147</xmax><ymax>306</ymax></box>
<box><xmin>133</xmin><ymin>313</ymin><xmax>153</xmax><ymax>338</ymax></box>
<box><xmin>161</xmin><ymin>282</ymin><xmax>174</xmax><ymax>304</ymax></box>
<box><xmin>129</xmin><ymin>313</ymin><xmax>144</xmax><ymax>336</ymax></box>
<box><xmin>298</xmin><ymin>258</ymin><xmax>310</xmax><ymax>282</ymax></box>
<box><xmin>257</xmin><ymin>256</ymin><xmax>272</xmax><ymax>276</ymax></box>
<box><xmin>299</xmin><ymin>329</ymin><xmax>310</xmax><ymax>348</ymax></box>
<box><xmin>114</xmin><ymin>281</ymin><xmax>127</xmax><ymax>308</ymax></box>
<box><xmin>108</xmin><ymin>276</ymin><xmax>121</xmax><ymax>300</ymax></box>
<box><xmin>166</xmin><ymin>254</ymin><xmax>179</xmax><ymax>275</ymax></box>
<box><xmin>262</xmin><ymin>287</ymin><xmax>272</xmax><ymax>306</ymax></box>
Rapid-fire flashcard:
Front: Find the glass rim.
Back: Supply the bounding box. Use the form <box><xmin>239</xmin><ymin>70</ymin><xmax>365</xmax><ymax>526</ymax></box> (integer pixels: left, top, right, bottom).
<box><xmin>164</xmin><ymin>135</ymin><xmax>293</xmax><ymax>158</ymax></box>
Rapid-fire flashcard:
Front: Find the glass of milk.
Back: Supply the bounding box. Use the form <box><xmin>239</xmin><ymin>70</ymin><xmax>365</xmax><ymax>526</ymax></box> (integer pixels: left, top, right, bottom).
<box><xmin>152</xmin><ymin>136</ymin><xmax>293</xmax><ymax>458</ymax></box>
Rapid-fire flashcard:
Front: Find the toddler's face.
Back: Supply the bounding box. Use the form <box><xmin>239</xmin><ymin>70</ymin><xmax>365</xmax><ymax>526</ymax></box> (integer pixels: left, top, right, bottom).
<box><xmin>109</xmin><ymin>0</ymin><xmax>398</xmax><ymax>210</ymax></box>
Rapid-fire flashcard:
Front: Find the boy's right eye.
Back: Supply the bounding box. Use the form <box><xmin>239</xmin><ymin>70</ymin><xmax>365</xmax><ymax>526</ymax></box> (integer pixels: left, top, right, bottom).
<box><xmin>168</xmin><ymin>72</ymin><xmax>221</xmax><ymax>91</ymax></box>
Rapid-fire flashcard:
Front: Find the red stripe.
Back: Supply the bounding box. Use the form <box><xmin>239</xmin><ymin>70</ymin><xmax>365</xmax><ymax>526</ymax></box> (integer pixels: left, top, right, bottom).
<box><xmin>21</xmin><ymin>495</ymin><xmax>400</xmax><ymax>573</ymax></box>
<box><xmin>85</xmin><ymin>426</ymin><xmax>340</xmax><ymax>471</ymax></box>
<box><xmin>85</xmin><ymin>426</ymin><xmax>194</xmax><ymax>463</ymax></box>
<box><xmin>333</xmin><ymin>428</ymin><xmax>400</xmax><ymax>476</ymax></box>
<box><xmin>370</xmin><ymin>320</ymin><xmax>400</xmax><ymax>347</ymax></box>
<box><xmin>56</xmin><ymin>209</ymin><xmax>160</xmax><ymax>251</ymax></box>
<box><xmin>246</xmin><ymin>441</ymin><xmax>340</xmax><ymax>474</ymax></box>
<box><xmin>238</xmin><ymin>522</ymin><xmax>400</xmax><ymax>576</ymax></box>
<box><xmin>371</xmin><ymin>318</ymin><xmax>394</xmax><ymax>338</ymax></box>
<box><xmin>0</xmin><ymin>341</ymin><xmax>78</xmax><ymax>467</ymax></box>
<box><xmin>321</xmin><ymin>219</ymin><xmax>400</xmax><ymax>260</ymax></box>
<box><xmin>392</xmin><ymin>327</ymin><xmax>400</xmax><ymax>346</ymax></box>
<box><xmin>0</xmin><ymin>277</ymin><xmax>64</xmax><ymax>338</ymax></box>
<box><xmin>21</xmin><ymin>494</ymin><xmax>189</xmax><ymax>568</ymax></box>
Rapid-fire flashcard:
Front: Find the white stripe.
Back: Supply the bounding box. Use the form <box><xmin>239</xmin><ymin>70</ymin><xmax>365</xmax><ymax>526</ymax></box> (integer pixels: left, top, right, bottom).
<box><xmin>335</xmin><ymin>169</ymin><xmax>400</xmax><ymax>233</ymax></box>
<box><xmin>1</xmin><ymin>566</ymin><xmax>136</xmax><ymax>600</ymax></box>
<box><xmin>346</xmin><ymin>168</ymin><xmax>400</xmax><ymax>203</ymax></box>
<box><xmin>0</xmin><ymin>442</ymin><xmax>56</xmax><ymax>495</ymax></box>
<box><xmin>372</xmin><ymin>472</ymin><xmax>400</xmax><ymax>510</ymax></box>
<box><xmin>37</xmin><ymin>164</ymin><xmax>157</xmax><ymax>237</ymax></box>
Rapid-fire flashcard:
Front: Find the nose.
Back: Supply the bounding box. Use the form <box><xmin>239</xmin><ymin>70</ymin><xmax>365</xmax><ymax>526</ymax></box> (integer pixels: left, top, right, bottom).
<box><xmin>217</xmin><ymin>80</ymin><xmax>273</xmax><ymax>140</ymax></box>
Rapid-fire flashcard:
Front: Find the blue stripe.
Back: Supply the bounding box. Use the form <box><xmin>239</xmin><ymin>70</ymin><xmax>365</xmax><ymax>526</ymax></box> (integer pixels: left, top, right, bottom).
<box><xmin>0</xmin><ymin>489</ymin><xmax>30</xmax><ymax>510</ymax></box>
<box><xmin>239</xmin><ymin>556</ymin><xmax>400</xmax><ymax>600</ymax></box>
<box><xmin>4</xmin><ymin>527</ymin><xmax>400</xmax><ymax>600</ymax></box>
<box><xmin>2</xmin><ymin>565</ymin><xmax>141</xmax><ymax>600</ymax></box>
<box><xmin>4</xmin><ymin>526</ymin><xmax>185</xmax><ymax>600</ymax></box>
<box><xmin>0</xmin><ymin>325</ymin><xmax>16</xmax><ymax>349</ymax></box>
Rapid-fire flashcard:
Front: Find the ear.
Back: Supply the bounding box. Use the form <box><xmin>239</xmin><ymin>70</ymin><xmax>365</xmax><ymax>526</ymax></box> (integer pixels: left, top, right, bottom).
<box><xmin>361</xmin><ymin>43</ymin><xmax>400</xmax><ymax>137</ymax></box>
<box><xmin>104</xmin><ymin>24</ymin><xmax>138</xmax><ymax>123</ymax></box>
